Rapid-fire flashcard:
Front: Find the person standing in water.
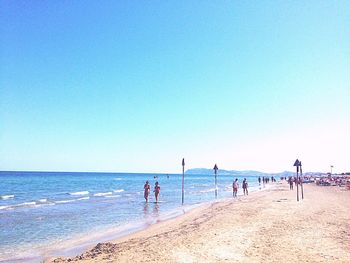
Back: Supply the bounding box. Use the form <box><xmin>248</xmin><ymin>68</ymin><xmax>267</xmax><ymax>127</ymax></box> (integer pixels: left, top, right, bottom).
<box><xmin>232</xmin><ymin>178</ymin><xmax>239</xmax><ymax>198</ymax></box>
<box><xmin>154</xmin><ymin>181</ymin><xmax>160</xmax><ymax>203</ymax></box>
<box><xmin>242</xmin><ymin>178</ymin><xmax>248</xmax><ymax>195</ymax></box>
<box><xmin>144</xmin><ymin>181</ymin><xmax>150</xmax><ymax>202</ymax></box>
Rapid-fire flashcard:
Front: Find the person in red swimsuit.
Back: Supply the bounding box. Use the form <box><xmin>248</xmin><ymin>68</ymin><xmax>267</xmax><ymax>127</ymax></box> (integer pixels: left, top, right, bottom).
<box><xmin>144</xmin><ymin>181</ymin><xmax>150</xmax><ymax>202</ymax></box>
<box><xmin>154</xmin><ymin>181</ymin><xmax>160</xmax><ymax>203</ymax></box>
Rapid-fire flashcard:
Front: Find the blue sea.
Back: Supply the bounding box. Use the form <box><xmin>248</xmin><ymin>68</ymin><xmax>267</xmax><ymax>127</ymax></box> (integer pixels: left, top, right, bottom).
<box><xmin>0</xmin><ymin>171</ymin><xmax>266</xmax><ymax>262</ymax></box>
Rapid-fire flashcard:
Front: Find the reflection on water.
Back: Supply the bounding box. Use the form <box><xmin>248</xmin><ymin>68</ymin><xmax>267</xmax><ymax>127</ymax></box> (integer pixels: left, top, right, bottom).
<box><xmin>153</xmin><ymin>203</ymin><xmax>159</xmax><ymax>217</ymax></box>
<box><xmin>143</xmin><ymin>203</ymin><xmax>149</xmax><ymax>218</ymax></box>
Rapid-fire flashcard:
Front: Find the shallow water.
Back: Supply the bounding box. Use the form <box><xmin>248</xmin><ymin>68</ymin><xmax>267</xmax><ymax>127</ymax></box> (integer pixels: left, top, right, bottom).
<box><xmin>0</xmin><ymin>171</ymin><xmax>266</xmax><ymax>262</ymax></box>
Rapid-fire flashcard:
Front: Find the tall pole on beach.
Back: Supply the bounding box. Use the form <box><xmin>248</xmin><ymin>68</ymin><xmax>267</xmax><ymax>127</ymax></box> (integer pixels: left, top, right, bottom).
<box><xmin>293</xmin><ymin>159</ymin><xmax>300</xmax><ymax>202</ymax></box>
<box><xmin>300</xmin><ymin>161</ymin><xmax>304</xmax><ymax>200</ymax></box>
<box><xmin>182</xmin><ymin>158</ymin><xmax>185</xmax><ymax>205</ymax></box>
<box><xmin>330</xmin><ymin>165</ymin><xmax>334</xmax><ymax>176</ymax></box>
<box><xmin>214</xmin><ymin>164</ymin><xmax>218</xmax><ymax>198</ymax></box>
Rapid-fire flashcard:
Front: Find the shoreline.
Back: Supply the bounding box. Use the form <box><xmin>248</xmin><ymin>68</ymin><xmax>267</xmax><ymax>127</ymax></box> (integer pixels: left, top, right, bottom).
<box><xmin>1</xmin><ymin>183</ymin><xmax>267</xmax><ymax>263</ymax></box>
<box><xmin>48</xmin><ymin>182</ymin><xmax>350</xmax><ymax>262</ymax></box>
<box><xmin>43</xmin><ymin>185</ymin><xmax>271</xmax><ymax>262</ymax></box>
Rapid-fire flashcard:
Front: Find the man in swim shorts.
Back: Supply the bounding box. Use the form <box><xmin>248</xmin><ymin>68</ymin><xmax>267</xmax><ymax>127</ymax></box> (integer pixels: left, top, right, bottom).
<box><xmin>232</xmin><ymin>178</ymin><xmax>239</xmax><ymax>198</ymax></box>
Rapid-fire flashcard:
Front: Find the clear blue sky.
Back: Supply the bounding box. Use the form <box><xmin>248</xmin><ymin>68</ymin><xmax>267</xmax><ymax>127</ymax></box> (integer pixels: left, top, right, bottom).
<box><xmin>1</xmin><ymin>1</ymin><xmax>349</xmax><ymax>173</ymax></box>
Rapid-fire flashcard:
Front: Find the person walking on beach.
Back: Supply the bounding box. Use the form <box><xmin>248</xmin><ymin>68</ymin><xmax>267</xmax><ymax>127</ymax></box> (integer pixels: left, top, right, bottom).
<box><xmin>242</xmin><ymin>178</ymin><xmax>248</xmax><ymax>195</ymax></box>
<box><xmin>144</xmin><ymin>181</ymin><xmax>150</xmax><ymax>202</ymax></box>
<box><xmin>154</xmin><ymin>181</ymin><xmax>160</xmax><ymax>203</ymax></box>
<box><xmin>288</xmin><ymin>177</ymin><xmax>293</xmax><ymax>190</ymax></box>
<box><xmin>232</xmin><ymin>178</ymin><xmax>239</xmax><ymax>198</ymax></box>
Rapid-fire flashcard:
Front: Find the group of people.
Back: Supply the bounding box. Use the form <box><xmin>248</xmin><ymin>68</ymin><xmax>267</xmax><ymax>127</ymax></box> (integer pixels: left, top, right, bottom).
<box><xmin>143</xmin><ymin>181</ymin><xmax>160</xmax><ymax>203</ymax></box>
<box><xmin>144</xmin><ymin>177</ymin><xmax>254</xmax><ymax>203</ymax></box>
<box><xmin>232</xmin><ymin>178</ymin><xmax>249</xmax><ymax>197</ymax></box>
<box><xmin>258</xmin><ymin>176</ymin><xmax>276</xmax><ymax>185</ymax></box>
<box><xmin>287</xmin><ymin>176</ymin><xmax>303</xmax><ymax>190</ymax></box>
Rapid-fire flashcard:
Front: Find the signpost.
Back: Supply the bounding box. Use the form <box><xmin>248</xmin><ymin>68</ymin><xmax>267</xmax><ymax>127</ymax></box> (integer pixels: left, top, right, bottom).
<box><xmin>293</xmin><ymin>159</ymin><xmax>304</xmax><ymax>201</ymax></box>
<box><xmin>214</xmin><ymin>164</ymin><xmax>218</xmax><ymax>198</ymax></box>
<box><xmin>300</xmin><ymin>161</ymin><xmax>304</xmax><ymax>200</ymax></box>
<box><xmin>182</xmin><ymin>158</ymin><xmax>185</xmax><ymax>205</ymax></box>
<box><xmin>293</xmin><ymin>159</ymin><xmax>300</xmax><ymax>202</ymax></box>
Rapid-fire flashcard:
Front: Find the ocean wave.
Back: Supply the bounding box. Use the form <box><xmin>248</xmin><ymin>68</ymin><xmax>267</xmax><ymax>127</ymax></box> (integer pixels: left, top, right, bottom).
<box><xmin>113</xmin><ymin>189</ymin><xmax>124</xmax><ymax>193</ymax></box>
<box><xmin>55</xmin><ymin>199</ymin><xmax>76</xmax><ymax>204</ymax></box>
<box><xmin>33</xmin><ymin>202</ymin><xmax>55</xmax><ymax>208</ymax></box>
<box><xmin>14</xmin><ymin>202</ymin><xmax>37</xmax><ymax>208</ymax></box>
<box><xmin>0</xmin><ymin>195</ymin><xmax>15</xmax><ymax>200</ymax></box>
<box><xmin>38</xmin><ymin>198</ymin><xmax>48</xmax><ymax>203</ymax></box>
<box><xmin>94</xmin><ymin>192</ymin><xmax>112</xmax><ymax>197</ymax></box>
<box><xmin>69</xmin><ymin>191</ymin><xmax>89</xmax><ymax>196</ymax></box>
<box><xmin>0</xmin><ymin>201</ymin><xmax>56</xmax><ymax>210</ymax></box>
<box><xmin>113</xmin><ymin>178</ymin><xmax>123</xmax><ymax>181</ymax></box>
<box><xmin>77</xmin><ymin>197</ymin><xmax>90</xmax><ymax>201</ymax></box>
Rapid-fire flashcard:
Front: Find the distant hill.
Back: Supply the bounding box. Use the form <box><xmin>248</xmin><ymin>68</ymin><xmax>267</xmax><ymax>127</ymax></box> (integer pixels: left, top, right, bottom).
<box><xmin>185</xmin><ymin>168</ymin><xmax>295</xmax><ymax>177</ymax></box>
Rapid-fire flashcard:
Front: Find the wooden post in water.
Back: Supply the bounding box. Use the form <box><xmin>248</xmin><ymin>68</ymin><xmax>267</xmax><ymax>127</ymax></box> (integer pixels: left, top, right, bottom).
<box><xmin>182</xmin><ymin>158</ymin><xmax>185</xmax><ymax>205</ymax></box>
<box><xmin>214</xmin><ymin>164</ymin><xmax>218</xmax><ymax>198</ymax></box>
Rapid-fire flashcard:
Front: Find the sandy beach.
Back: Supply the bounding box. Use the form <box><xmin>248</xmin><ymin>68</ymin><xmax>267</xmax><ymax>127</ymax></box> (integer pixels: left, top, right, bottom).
<box><xmin>49</xmin><ymin>182</ymin><xmax>350</xmax><ymax>263</ymax></box>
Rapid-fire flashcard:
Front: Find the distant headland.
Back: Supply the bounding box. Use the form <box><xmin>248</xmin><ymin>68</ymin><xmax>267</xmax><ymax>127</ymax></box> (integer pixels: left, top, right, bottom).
<box><xmin>185</xmin><ymin>168</ymin><xmax>324</xmax><ymax>177</ymax></box>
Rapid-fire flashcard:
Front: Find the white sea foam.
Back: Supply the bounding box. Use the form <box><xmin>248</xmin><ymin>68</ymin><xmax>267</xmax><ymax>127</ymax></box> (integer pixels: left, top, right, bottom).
<box><xmin>69</xmin><ymin>191</ymin><xmax>89</xmax><ymax>196</ymax></box>
<box><xmin>56</xmin><ymin>199</ymin><xmax>76</xmax><ymax>204</ymax></box>
<box><xmin>77</xmin><ymin>197</ymin><xmax>90</xmax><ymax>201</ymax></box>
<box><xmin>113</xmin><ymin>178</ymin><xmax>122</xmax><ymax>181</ymax></box>
<box><xmin>38</xmin><ymin>199</ymin><xmax>48</xmax><ymax>203</ymax></box>
<box><xmin>94</xmin><ymin>192</ymin><xmax>113</xmax><ymax>197</ymax></box>
<box><xmin>0</xmin><ymin>205</ymin><xmax>9</xmax><ymax>210</ymax></box>
<box><xmin>0</xmin><ymin>194</ymin><xmax>15</xmax><ymax>200</ymax></box>
<box><xmin>15</xmin><ymin>202</ymin><xmax>37</xmax><ymax>208</ymax></box>
<box><xmin>113</xmin><ymin>189</ymin><xmax>124</xmax><ymax>193</ymax></box>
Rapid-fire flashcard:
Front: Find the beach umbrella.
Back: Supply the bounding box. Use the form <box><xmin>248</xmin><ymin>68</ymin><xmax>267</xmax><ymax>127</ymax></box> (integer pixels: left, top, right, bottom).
<box><xmin>182</xmin><ymin>158</ymin><xmax>185</xmax><ymax>205</ymax></box>
<box><xmin>214</xmin><ymin>164</ymin><xmax>218</xmax><ymax>198</ymax></box>
<box><xmin>293</xmin><ymin>159</ymin><xmax>300</xmax><ymax>201</ymax></box>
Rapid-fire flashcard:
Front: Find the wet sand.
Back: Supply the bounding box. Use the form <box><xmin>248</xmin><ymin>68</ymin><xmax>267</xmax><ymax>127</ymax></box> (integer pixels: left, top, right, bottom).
<box><xmin>49</xmin><ymin>182</ymin><xmax>350</xmax><ymax>263</ymax></box>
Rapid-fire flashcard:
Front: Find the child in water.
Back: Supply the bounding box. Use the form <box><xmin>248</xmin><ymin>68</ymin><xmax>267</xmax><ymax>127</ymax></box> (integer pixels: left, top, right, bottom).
<box><xmin>144</xmin><ymin>181</ymin><xmax>150</xmax><ymax>202</ymax></box>
<box><xmin>154</xmin><ymin>181</ymin><xmax>160</xmax><ymax>203</ymax></box>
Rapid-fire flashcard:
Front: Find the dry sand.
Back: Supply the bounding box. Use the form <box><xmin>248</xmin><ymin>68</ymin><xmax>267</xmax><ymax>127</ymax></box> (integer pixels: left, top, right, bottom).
<box><xmin>49</xmin><ymin>182</ymin><xmax>350</xmax><ymax>263</ymax></box>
